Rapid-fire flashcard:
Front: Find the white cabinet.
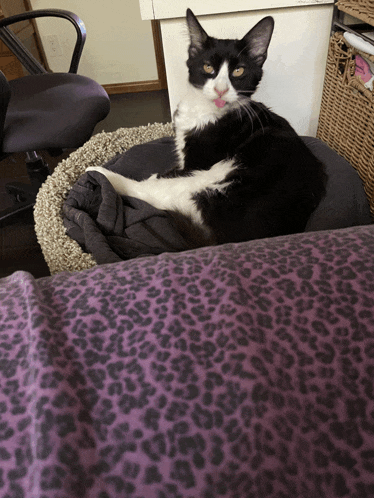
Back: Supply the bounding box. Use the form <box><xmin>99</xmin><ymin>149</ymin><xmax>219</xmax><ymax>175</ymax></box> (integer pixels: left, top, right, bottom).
<box><xmin>139</xmin><ymin>0</ymin><xmax>334</xmax><ymax>20</ymax></box>
<box><xmin>139</xmin><ymin>0</ymin><xmax>334</xmax><ymax>136</ymax></box>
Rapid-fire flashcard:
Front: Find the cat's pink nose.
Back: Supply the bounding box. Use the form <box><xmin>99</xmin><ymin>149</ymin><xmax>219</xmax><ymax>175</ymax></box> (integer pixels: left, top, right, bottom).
<box><xmin>214</xmin><ymin>87</ymin><xmax>228</xmax><ymax>97</ymax></box>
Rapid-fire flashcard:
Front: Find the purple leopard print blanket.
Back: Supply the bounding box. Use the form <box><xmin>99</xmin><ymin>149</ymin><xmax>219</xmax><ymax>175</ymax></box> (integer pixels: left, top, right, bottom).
<box><xmin>1</xmin><ymin>225</ymin><xmax>374</xmax><ymax>497</ymax></box>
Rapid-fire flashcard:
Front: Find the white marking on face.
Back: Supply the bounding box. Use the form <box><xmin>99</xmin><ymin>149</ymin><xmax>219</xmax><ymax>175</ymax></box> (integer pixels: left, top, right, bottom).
<box><xmin>173</xmin><ymin>61</ymin><xmax>239</xmax><ymax>169</ymax></box>
<box><xmin>203</xmin><ymin>61</ymin><xmax>238</xmax><ymax>103</ymax></box>
<box><xmin>86</xmin><ymin>159</ymin><xmax>237</xmax><ymax>229</ymax></box>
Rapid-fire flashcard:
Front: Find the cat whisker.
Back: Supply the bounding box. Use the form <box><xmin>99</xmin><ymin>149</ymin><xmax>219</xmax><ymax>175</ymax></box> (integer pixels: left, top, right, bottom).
<box><xmin>236</xmin><ymin>100</ymin><xmax>255</xmax><ymax>130</ymax></box>
<box><xmin>233</xmin><ymin>103</ymin><xmax>242</xmax><ymax>122</ymax></box>
<box><xmin>251</xmin><ymin>101</ymin><xmax>271</xmax><ymax>128</ymax></box>
<box><xmin>251</xmin><ymin>100</ymin><xmax>270</xmax><ymax>118</ymax></box>
<box><xmin>252</xmin><ymin>107</ymin><xmax>266</xmax><ymax>135</ymax></box>
<box><xmin>238</xmin><ymin>99</ymin><xmax>267</xmax><ymax>134</ymax></box>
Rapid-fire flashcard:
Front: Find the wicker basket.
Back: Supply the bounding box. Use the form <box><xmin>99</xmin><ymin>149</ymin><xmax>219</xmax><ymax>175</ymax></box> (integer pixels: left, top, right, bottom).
<box><xmin>337</xmin><ymin>0</ymin><xmax>374</xmax><ymax>25</ymax></box>
<box><xmin>317</xmin><ymin>32</ymin><xmax>374</xmax><ymax>216</ymax></box>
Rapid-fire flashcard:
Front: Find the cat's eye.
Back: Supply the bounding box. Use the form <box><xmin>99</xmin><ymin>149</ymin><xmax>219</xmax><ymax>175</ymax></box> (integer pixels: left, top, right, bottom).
<box><xmin>203</xmin><ymin>64</ymin><xmax>215</xmax><ymax>74</ymax></box>
<box><xmin>233</xmin><ymin>67</ymin><xmax>245</xmax><ymax>77</ymax></box>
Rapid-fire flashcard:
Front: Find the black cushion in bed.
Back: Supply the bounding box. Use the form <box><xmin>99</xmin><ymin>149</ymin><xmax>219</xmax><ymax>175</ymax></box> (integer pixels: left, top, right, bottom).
<box><xmin>303</xmin><ymin>137</ymin><xmax>372</xmax><ymax>231</ymax></box>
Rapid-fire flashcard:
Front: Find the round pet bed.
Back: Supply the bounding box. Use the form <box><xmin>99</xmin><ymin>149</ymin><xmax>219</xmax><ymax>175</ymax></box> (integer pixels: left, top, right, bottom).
<box><xmin>35</xmin><ymin>123</ymin><xmax>372</xmax><ymax>275</ymax></box>
<box><xmin>34</xmin><ymin>122</ymin><xmax>173</xmax><ymax>275</ymax></box>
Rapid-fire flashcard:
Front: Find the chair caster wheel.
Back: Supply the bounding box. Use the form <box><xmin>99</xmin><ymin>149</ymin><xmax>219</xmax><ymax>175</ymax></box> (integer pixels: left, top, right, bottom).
<box><xmin>5</xmin><ymin>183</ymin><xmax>37</xmax><ymax>205</ymax></box>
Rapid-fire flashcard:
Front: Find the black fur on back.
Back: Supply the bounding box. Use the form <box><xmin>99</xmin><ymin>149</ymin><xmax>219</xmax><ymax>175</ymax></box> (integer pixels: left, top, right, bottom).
<box><xmin>189</xmin><ymin>103</ymin><xmax>326</xmax><ymax>244</ymax></box>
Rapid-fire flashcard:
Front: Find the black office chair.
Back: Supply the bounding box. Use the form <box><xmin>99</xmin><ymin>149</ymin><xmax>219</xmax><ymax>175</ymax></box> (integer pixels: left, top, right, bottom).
<box><xmin>0</xmin><ymin>9</ymin><xmax>110</xmax><ymax>224</ymax></box>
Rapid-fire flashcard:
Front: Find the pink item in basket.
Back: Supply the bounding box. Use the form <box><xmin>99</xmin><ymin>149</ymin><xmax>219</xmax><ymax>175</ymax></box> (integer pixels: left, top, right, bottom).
<box><xmin>355</xmin><ymin>54</ymin><xmax>373</xmax><ymax>83</ymax></box>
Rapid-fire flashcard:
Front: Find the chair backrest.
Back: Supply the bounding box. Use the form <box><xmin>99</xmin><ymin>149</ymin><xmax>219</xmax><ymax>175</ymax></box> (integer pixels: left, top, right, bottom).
<box><xmin>0</xmin><ymin>26</ymin><xmax>46</xmax><ymax>75</ymax></box>
<box><xmin>0</xmin><ymin>10</ymin><xmax>87</xmax><ymax>74</ymax></box>
<box><xmin>0</xmin><ymin>71</ymin><xmax>11</xmax><ymax>152</ymax></box>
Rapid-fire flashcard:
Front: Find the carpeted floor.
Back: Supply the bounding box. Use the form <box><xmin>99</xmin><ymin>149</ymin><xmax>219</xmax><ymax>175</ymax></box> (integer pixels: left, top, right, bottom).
<box><xmin>0</xmin><ymin>90</ymin><xmax>171</xmax><ymax>279</ymax></box>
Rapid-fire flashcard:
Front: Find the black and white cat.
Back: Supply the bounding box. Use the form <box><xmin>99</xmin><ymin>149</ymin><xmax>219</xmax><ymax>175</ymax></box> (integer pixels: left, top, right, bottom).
<box><xmin>87</xmin><ymin>9</ymin><xmax>325</xmax><ymax>247</ymax></box>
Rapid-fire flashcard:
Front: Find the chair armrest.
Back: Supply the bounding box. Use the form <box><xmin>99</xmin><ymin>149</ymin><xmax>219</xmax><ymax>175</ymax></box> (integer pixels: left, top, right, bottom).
<box><xmin>0</xmin><ymin>9</ymin><xmax>86</xmax><ymax>74</ymax></box>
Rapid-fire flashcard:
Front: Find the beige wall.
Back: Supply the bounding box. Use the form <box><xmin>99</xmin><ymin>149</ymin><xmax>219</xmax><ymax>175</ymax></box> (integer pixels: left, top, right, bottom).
<box><xmin>30</xmin><ymin>0</ymin><xmax>158</xmax><ymax>85</ymax></box>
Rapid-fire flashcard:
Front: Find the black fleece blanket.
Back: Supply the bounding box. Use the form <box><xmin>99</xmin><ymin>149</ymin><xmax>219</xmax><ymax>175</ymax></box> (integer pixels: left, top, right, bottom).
<box><xmin>63</xmin><ymin>138</ymin><xmax>190</xmax><ymax>264</ymax></box>
<box><xmin>62</xmin><ymin>137</ymin><xmax>372</xmax><ymax>264</ymax></box>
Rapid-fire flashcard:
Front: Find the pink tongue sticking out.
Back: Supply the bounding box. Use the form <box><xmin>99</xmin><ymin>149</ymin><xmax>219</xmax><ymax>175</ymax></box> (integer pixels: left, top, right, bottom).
<box><xmin>214</xmin><ymin>98</ymin><xmax>226</xmax><ymax>108</ymax></box>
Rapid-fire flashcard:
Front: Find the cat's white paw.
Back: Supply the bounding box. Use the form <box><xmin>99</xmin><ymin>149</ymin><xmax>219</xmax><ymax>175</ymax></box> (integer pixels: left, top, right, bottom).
<box><xmin>85</xmin><ymin>166</ymin><xmax>119</xmax><ymax>189</ymax></box>
<box><xmin>86</xmin><ymin>166</ymin><xmax>107</xmax><ymax>174</ymax></box>
<box><xmin>85</xmin><ymin>166</ymin><xmax>133</xmax><ymax>197</ymax></box>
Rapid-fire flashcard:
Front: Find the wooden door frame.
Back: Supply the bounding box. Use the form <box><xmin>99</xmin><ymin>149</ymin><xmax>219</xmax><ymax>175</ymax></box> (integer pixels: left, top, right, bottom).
<box><xmin>24</xmin><ymin>0</ymin><xmax>50</xmax><ymax>69</ymax></box>
<box><xmin>103</xmin><ymin>20</ymin><xmax>167</xmax><ymax>95</ymax></box>
<box><xmin>0</xmin><ymin>0</ymin><xmax>49</xmax><ymax>68</ymax></box>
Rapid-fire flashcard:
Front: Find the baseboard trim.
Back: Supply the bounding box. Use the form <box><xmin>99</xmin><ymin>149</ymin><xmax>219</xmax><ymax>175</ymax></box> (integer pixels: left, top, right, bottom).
<box><xmin>103</xmin><ymin>80</ymin><xmax>163</xmax><ymax>95</ymax></box>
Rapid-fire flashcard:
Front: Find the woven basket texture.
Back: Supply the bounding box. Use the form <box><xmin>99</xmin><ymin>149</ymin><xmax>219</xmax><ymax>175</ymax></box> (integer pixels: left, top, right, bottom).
<box><xmin>337</xmin><ymin>0</ymin><xmax>374</xmax><ymax>25</ymax></box>
<box><xmin>317</xmin><ymin>32</ymin><xmax>374</xmax><ymax>216</ymax></box>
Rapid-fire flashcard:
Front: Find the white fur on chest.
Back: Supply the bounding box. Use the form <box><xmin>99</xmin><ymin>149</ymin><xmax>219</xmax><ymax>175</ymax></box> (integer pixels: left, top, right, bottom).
<box><xmin>86</xmin><ymin>159</ymin><xmax>236</xmax><ymax>229</ymax></box>
<box><xmin>175</xmin><ymin>88</ymin><xmax>222</xmax><ymax>131</ymax></box>
<box><xmin>174</xmin><ymin>87</ymin><xmax>229</xmax><ymax>169</ymax></box>
<box><xmin>174</xmin><ymin>62</ymin><xmax>238</xmax><ymax>168</ymax></box>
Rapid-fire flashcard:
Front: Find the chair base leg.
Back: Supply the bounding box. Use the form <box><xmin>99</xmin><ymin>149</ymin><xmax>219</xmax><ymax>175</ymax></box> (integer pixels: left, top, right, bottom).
<box><xmin>6</xmin><ymin>183</ymin><xmax>37</xmax><ymax>203</ymax></box>
<box><xmin>0</xmin><ymin>152</ymin><xmax>50</xmax><ymax>225</ymax></box>
<box><xmin>0</xmin><ymin>183</ymin><xmax>35</xmax><ymax>225</ymax></box>
<box><xmin>26</xmin><ymin>152</ymin><xmax>50</xmax><ymax>189</ymax></box>
<box><xmin>0</xmin><ymin>201</ymin><xmax>34</xmax><ymax>225</ymax></box>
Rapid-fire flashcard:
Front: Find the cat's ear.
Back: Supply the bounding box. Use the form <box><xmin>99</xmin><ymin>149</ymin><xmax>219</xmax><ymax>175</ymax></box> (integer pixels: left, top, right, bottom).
<box><xmin>186</xmin><ymin>9</ymin><xmax>209</xmax><ymax>57</ymax></box>
<box><xmin>242</xmin><ymin>16</ymin><xmax>274</xmax><ymax>67</ymax></box>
